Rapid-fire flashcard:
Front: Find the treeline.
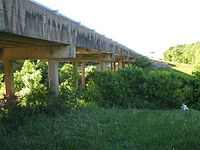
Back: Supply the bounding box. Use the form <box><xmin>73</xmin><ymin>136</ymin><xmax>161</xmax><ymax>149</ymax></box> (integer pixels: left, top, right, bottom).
<box><xmin>163</xmin><ymin>42</ymin><xmax>200</xmax><ymax>64</ymax></box>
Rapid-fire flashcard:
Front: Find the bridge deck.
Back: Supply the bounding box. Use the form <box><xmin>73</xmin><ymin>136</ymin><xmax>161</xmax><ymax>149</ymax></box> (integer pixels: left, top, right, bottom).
<box><xmin>0</xmin><ymin>0</ymin><xmax>140</xmax><ymax>59</ymax></box>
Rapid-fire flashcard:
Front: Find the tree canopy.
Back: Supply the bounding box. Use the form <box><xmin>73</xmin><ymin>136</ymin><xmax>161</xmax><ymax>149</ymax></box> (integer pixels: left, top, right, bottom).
<box><xmin>163</xmin><ymin>42</ymin><xmax>200</xmax><ymax>64</ymax></box>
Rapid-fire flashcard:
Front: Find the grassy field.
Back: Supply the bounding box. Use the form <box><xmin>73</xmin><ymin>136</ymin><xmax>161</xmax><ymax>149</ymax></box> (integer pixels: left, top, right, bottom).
<box><xmin>1</xmin><ymin>108</ymin><xmax>200</xmax><ymax>150</ymax></box>
<box><xmin>164</xmin><ymin>61</ymin><xmax>195</xmax><ymax>75</ymax></box>
<box><xmin>172</xmin><ymin>63</ymin><xmax>195</xmax><ymax>75</ymax></box>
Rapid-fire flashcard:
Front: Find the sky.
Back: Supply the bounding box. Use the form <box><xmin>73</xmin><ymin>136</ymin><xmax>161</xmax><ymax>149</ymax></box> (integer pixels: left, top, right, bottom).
<box><xmin>33</xmin><ymin>0</ymin><xmax>200</xmax><ymax>58</ymax></box>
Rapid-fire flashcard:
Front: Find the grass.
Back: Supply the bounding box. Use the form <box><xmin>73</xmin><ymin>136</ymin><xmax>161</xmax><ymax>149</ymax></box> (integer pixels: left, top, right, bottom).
<box><xmin>164</xmin><ymin>61</ymin><xmax>195</xmax><ymax>75</ymax></box>
<box><xmin>172</xmin><ymin>63</ymin><xmax>195</xmax><ymax>75</ymax></box>
<box><xmin>1</xmin><ymin>108</ymin><xmax>200</xmax><ymax>150</ymax></box>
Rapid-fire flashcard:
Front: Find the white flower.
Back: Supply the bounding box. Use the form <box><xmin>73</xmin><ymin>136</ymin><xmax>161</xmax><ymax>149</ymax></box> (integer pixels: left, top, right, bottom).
<box><xmin>181</xmin><ymin>103</ymin><xmax>189</xmax><ymax>111</ymax></box>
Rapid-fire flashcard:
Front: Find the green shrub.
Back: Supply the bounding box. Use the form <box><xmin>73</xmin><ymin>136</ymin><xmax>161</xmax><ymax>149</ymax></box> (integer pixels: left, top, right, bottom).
<box><xmin>143</xmin><ymin>70</ymin><xmax>184</xmax><ymax>108</ymax></box>
<box><xmin>59</xmin><ymin>63</ymin><xmax>82</xmax><ymax>109</ymax></box>
<box><xmin>14</xmin><ymin>60</ymin><xmax>47</xmax><ymax>103</ymax></box>
<box><xmin>86</xmin><ymin>66</ymin><xmax>193</xmax><ymax>109</ymax></box>
<box><xmin>1</xmin><ymin>61</ymin><xmax>82</xmax><ymax>126</ymax></box>
<box><xmin>86</xmin><ymin>79</ymin><xmax>103</xmax><ymax>105</ymax></box>
<box><xmin>117</xmin><ymin>66</ymin><xmax>146</xmax><ymax>97</ymax></box>
<box><xmin>35</xmin><ymin>60</ymin><xmax>49</xmax><ymax>86</ymax></box>
<box><xmin>86</xmin><ymin>67</ymin><xmax>150</xmax><ymax>108</ymax></box>
<box><xmin>134</xmin><ymin>56</ymin><xmax>151</xmax><ymax>68</ymax></box>
<box><xmin>86</xmin><ymin>70</ymin><xmax>127</xmax><ymax>107</ymax></box>
<box><xmin>59</xmin><ymin>63</ymin><xmax>74</xmax><ymax>86</ymax></box>
<box><xmin>186</xmin><ymin>65</ymin><xmax>200</xmax><ymax>110</ymax></box>
<box><xmin>192</xmin><ymin>64</ymin><xmax>200</xmax><ymax>77</ymax></box>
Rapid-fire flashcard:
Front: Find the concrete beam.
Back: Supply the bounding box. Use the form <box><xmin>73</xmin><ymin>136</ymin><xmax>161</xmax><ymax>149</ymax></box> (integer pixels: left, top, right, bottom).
<box><xmin>3</xmin><ymin>60</ymin><xmax>14</xmax><ymax>97</ymax></box>
<box><xmin>58</xmin><ymin>57</ymin><xmax>113</xmax><ymax>63</ymax></box>
<box><xmin>48</xmin><ymin>60</ymin><xmax>59</xmax><ymax>96</ymax></box>
<box><xmin>0</xmin><ymin>46</ymin><xmax>75</xmax><ymax>60</ymax></box>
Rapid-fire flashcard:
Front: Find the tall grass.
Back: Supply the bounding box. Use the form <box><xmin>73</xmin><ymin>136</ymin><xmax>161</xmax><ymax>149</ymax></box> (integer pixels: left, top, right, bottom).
<box><xmin>0</xmin><ymin>108</ymin><xmax>200</xmax><ymax>150</ymax></box>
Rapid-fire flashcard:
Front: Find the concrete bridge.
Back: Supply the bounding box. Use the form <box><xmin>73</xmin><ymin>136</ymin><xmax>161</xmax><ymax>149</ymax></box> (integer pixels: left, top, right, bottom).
<box><xmin>0</xmin><ymin>0</ymin><xmax>141</xmax><ymax>97</ymax></box>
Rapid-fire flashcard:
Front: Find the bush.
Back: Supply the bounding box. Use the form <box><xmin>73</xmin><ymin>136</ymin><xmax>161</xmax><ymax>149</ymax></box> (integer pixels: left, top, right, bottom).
<box><xmin>35</xmin><ymin>60</ymin><xmax>49</xmax><ymax>86</ymax></box>
<box><xmin>86</xmin><ymin>70</ymin><xmax>127</xmax><ymax>107</ymax></box>
<box><xmin>14</xmin><ymin>60</ymin><xmax>47</xmax><ymax>104</ymax></box>
<box><xmin>117</xmin><ymin>66</ymin><xmax>146</xmax><ymax>97</ymax></box>
<box><xmin>143</xmin><ymin>70</ymin><xmax>184</xmax><ymax>108</ymax></box>
<box><xmin>85</xmin><ymin>67</ymin><xmax>148</xmax><ymax>108</ymax></box>
<box><xmin>86</xmin><ymin>66</ymin><xmax>192</xmax><ymax>109</ymax></box>
<box><xmin>134</xmin><ymin>56</ymin><xmax>151</xmax><ymax>68</ymax></box>
<box><xmin>86</xmin><ymin>79</ymin><xmax>103</xmax><ymax>105</ymax></box>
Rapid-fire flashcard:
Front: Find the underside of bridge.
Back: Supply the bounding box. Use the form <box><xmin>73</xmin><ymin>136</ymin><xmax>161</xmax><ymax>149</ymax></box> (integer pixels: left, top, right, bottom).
<box><xmin>0</xmin><ymin>32</ymin><xmax>137</xmax><ymax>98</ymax></box>
<box><xmin>0</xmin><ymin>32</ymin><xmax>130</xmax><ymax>62</ymax></box>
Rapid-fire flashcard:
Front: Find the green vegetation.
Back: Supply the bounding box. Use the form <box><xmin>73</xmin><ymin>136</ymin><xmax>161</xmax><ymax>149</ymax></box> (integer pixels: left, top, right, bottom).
<box><xmin>86</xmin><ymin>66</ymin><xmax>197</xmax><ymax>109</ymax></box>
<box><xmin>1</xmin><ymin>59</ymin><xmax>200</xmax><ymax>112</ymax></box>
<box><xmin>1</xmin><ymin>58</ymin><xmax>200</xmax><ymax>149</ymax></box>
<box><xmin>1</xmin><ymin>108</ymin><xmax>200</xmax><ymax>150</ymax></box>
<box><xmin>169</xmin><ymin>62</ymin><xmax>195</xmax><ymax>75</ymax></box>
<box><xmin>133</xmin><ymin>56</ymin><xmax>151</xmax><ymax>68</ymax></box>
<box><xmin>163</xmin><ymin>42</ymin><xmax>200</xmax><ymax>64</ymax></box>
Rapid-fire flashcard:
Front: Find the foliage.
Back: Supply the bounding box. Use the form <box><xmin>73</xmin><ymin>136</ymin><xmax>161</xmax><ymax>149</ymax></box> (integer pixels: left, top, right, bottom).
<box><xmin>59</xmin><ymin>63</ymin><xmax>83</xmax><ymax>109</ymax></box>
<box><xmin>14</xmin><ymin>60</ymin><xmax>46</xmax><ymax>99</ymax></box>
<box><xmin>86</xmin><ymin>70</ymin><xmax>127</xmax><ymax>107</ymax></box>
<box><xmin>117</xmin><ymin>66</ymin><xmax>146</xmax><ymax>97</ymax></box>
<box><xmin>86</xmin><ymin>66</ymin><xmax>193</xmax><ymax>109</ymax></box>
<box><xmin>143</xmin><ymin>70</ymin><xmax>184</xmax><ymax>108</ymax></box>
<box><xmin>188</xmin><ymin>66</ymin><xmax>200</xmax><ymax>110</ymax></box>
<box><xmin>192</xmin><ymin>64</ymin><xmax>200</xmax><ymax>77</ymax></box>
<box><xmin>2</xmin><ymin>58</ymin><xmax>200</xmax><ymax>119</ymax></box>
<box><xmin>1</xmin><ymin>109</ymin><xmax>200</xmax><ymax>149</ymax></box>
<box><xmin>13</xmin><ymin>61</ymin><xmax>24</xmax><ymax>71</ymax></box>
<box><xmin>0</xmin><ymin>74</ymin><xmax>5</xmax><ymax>97</ymax></box>
<box><xmin>59</xmin><ymin>63</ymin><xmax>74</xmax><ymax>86</ymax></box>
<box><xmin>133</xmin><ymin>56</ymin><xmax>151</xmax><ymax>68</ymax></box>
<box><xmin>0</xmin><ymin>61</ymin><xmax>4</xmax><ymax>74</ymax></box>
<box><xmin>35</xmin><ymin>60</ymin><xmax>49</xmax><ymax>86</ymax></box>
<box><xmin>1</xmin><ymin>61</ymin><xmax>82</xmax><ymax>124</ymax></box>
<box><xmin>163</xmin><ymin>42</ymin><xmax>200</xmax><ymax>64</ymax></box>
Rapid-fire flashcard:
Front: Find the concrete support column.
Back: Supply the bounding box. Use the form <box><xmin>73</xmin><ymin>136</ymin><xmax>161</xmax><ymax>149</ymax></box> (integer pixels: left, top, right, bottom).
<box><xmin>113</xmin><ymin>62</ymin><xmax>116</xmax><ymax>73</ymax></box>
<box><xmin>100</xmin><ymin>62</ymin><xmax>105</xmax><ymax>72</ymax></box>
<box><xmin>3</xmin><ymin>60</ymin><xmax>14</xmax><ymax>97</ymax></box>
<box><xmin>122</xmin><ymin>62</ymin><xmax>126</xmax><ymax>68</ymax></box>
<box><xmin>81</xmin><ymin>63</ymin><xmax>86</xmax><ymax>89</ymax></box>
<box><xmin>0</xmin><ymin>0</ymin><xmax>3</xmax><ymax>9</ymax></box>
<box><xmin>110</xmin><ymin>62</ymin><xmax>113</xmax><ymax>71</ymax></box>
<box><xmin>118</xmin><ymin>61</ymin><xmax>123</xmax><ymax>69</ymax></box>
<box><xmin>48</xmin><ymin>60</ymin><xmax>59</xmax><ymax>96</ymax></box>
<box><xmin>73</xmin><ymin>61</ymin><xmax>78</xmax><ymax>88</ymax></box>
